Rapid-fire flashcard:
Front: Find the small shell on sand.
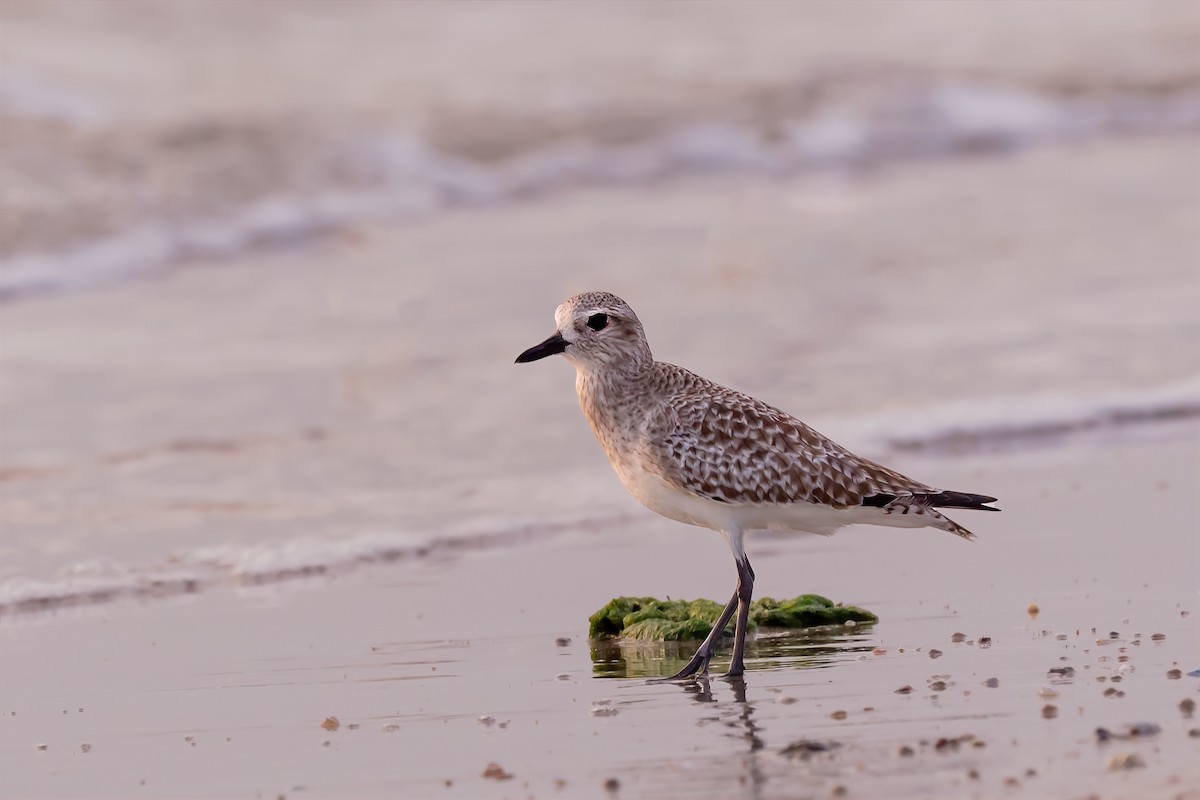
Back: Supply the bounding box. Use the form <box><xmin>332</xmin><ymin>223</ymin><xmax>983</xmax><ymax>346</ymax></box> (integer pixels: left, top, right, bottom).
<box><xmin>482</xmin><ymin>763</ymin><xmax>514</xmax><ymax>781</ymax></box>
<box><xmin>1106</xmin><ymin>753</ymin><xmax>1144</xmax><ymax>771</ymax></box>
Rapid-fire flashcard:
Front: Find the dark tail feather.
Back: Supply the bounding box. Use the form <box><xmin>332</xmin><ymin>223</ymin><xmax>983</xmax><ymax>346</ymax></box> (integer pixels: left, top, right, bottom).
<box><xmin>863</xmin><ymin>490</ymin><xmax>1000</xmax><ymax>511</ymax></box>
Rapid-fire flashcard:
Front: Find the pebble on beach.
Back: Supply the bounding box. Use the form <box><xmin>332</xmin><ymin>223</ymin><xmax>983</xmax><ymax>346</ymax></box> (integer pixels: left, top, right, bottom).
<box><xmin>482</xmin><ymin>763</ymin><xmax>514</xmax><ymax>781</ymax></box>
<box><xmin>1027</xmin><ymin>603</ymin><xmax>1040</xmax><ymax>618</ymax></box>
<box><xmin>1042</xmin><ymin>704</ymin><xmax>1058</xmax><ymax>719</ymax></box>
<box><xmin>929</xmin><ymin>649</ymin><xmax>944</xmax><ymax>659</ymax></box>
<box><xmin>983</xmin><ymin>677</ymin><xmax>999</xmax><ymax>688</ymax></box>
<box><xmin>1106</xmin><ymin>753</ymin><xmax>1145</xmax><ymax>771</ymax></box>
<box><xmin>320</xmin><ymin>716</ymin><xmax>340</xmax><ymax>732</ymax></box>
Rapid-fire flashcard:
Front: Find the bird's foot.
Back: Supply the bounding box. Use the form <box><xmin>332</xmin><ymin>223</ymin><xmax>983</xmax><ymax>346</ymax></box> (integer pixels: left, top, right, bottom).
<box><xmin>648</xmin><ymin>647</ymin><xmax>713</xmax><ymax>684</ymax></box>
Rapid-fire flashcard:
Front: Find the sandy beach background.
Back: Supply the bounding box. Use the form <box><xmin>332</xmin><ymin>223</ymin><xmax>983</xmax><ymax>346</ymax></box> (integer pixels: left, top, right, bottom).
<box><xmin>1</xmin><ymin>2</ymin><xmax>1198</xmax><ymax>798</ymax></box>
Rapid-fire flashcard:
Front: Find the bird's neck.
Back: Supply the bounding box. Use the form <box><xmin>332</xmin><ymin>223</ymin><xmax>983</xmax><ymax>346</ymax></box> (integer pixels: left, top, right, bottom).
<box><xmin>574</xmin><ymin>362</ymin><xmax>655</xmax><ymax>444</ymax></box>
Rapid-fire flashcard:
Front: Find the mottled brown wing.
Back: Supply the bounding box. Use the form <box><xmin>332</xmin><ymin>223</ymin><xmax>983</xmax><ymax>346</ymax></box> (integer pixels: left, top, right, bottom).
<box><xmin>644</xmin><ymin>375</ymin><xmax>932</xmax><ymax>508</ymax></box>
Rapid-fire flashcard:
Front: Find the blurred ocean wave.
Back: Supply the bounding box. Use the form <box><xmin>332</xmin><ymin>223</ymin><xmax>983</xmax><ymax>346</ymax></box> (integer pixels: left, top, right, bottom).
<box><xmin>3</xmin><ymin>74</ymin><xmax>1198</xmax><ymax>301</ymax></box>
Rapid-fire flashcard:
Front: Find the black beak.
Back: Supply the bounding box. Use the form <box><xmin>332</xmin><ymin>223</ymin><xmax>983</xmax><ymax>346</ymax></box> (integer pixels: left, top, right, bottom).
<box><xmin>515</xmin><ymin>332</ymin><xmax>568</xmax><ymax>363</ymax></box>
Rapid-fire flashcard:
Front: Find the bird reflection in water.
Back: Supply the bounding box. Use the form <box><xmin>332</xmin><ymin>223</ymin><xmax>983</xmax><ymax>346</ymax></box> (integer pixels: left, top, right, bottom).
<box><xmin>589</xmin><ymin>623</ymin><xmax>877</xmax><ymax>680</ymax></box>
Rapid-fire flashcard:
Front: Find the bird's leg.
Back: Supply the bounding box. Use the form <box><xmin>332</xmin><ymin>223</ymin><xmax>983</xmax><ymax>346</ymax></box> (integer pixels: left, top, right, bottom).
<box><xmin>653</xmin><ymin>589</ymin><xmax>739</xmax><ymax>682</ymax></box>
<box><xmin>724</xmin><ymin>556</ymin><xmax>755</xmax><ymax>677</ymax></box>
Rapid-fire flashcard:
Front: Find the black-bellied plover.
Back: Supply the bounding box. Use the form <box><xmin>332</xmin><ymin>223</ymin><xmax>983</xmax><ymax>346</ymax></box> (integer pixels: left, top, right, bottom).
<box><xmin>516</xmin><ymin>291</ymin><xmax>998</xmax><ymax>680</ymax></box>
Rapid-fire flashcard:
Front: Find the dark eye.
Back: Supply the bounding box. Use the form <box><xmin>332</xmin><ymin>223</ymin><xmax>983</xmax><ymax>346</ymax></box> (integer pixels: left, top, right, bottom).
<box><xmin>586</xmin><ymin>313</ymin><xmax>609</xmax><ymax>331</ymax></box>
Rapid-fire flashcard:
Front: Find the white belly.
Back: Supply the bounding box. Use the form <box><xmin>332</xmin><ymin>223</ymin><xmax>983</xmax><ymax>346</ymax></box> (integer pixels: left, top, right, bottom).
<box><xmin>614</xmin><ymin>457</ymin><xmax>928</xmax><ymax>537</ymax></box>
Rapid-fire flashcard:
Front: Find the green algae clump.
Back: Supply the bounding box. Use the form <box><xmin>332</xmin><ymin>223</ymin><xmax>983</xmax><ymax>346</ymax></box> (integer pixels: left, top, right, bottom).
<box><xmin>588</xmin><ymin>594</ymin><xmax>876</xmax><ymax>641</ymax></box>
<box><xmin>750</xmin><ymin>594</ymin><xmax>876</xmax><ymax>629</ymax></box>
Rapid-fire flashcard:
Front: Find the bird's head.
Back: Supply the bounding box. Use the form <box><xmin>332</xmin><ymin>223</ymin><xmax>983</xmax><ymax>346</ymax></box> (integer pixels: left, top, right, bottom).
<box><xmin>515</xmin><ymin>291</ymin><xmax>651</xmax><ymax>371</ymax></box>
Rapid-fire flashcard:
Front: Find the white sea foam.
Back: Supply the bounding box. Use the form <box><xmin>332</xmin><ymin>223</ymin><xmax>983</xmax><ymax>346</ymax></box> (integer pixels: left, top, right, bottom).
<box><xmin>0</xmin><ymin>513</ymin><xmax>626</xmax><ymax>616</ymax></box>
<box><xmin>837</xmin><ymin>373</ymin><xmax>1200</xmax><ymax>454</ymax></box>
<box><xmin>3</xmin><ymin>82</ymin><xmax>1198</xmax><ymax>301</ymax></box>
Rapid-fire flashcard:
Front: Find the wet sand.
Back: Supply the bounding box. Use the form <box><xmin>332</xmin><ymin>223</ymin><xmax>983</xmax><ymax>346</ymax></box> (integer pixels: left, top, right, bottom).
<box><xmin>3</xmin><ymin>421</ymin><xmax>1197</xmax><ymax>799</ymax></box>
<box><xmin>2</xmin><ymin>4</ymin><xmax>1198</xmax><ymax>798</ymax></box>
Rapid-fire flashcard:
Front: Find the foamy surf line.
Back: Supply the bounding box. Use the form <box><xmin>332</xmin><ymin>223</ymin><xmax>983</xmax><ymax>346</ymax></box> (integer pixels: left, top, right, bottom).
<box><xmin>823</xmin><ymin>374</ymin><xmax>1200</xmax><ymax>455</ymax></box>
<box><xmin>2</xmin><ymin>81</ymin><xmax>1199</xmax><ymax>301</ymax></box>
<box><xmin>0</xmin><ymin>513</ymin><xmax>633</xmax><ymax>618</ymax></box>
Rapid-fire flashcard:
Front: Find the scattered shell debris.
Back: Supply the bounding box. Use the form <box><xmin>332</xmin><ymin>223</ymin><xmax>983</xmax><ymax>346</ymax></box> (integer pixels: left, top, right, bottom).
<box><xmin>478</xmin><ymin>715</ymin><xmax>496</xmax><ymax>726</ymax></box>
<box><xmin>590</xmin><ymin>706</ymin><xmax>619</xmax><ymax>717</ymax></box>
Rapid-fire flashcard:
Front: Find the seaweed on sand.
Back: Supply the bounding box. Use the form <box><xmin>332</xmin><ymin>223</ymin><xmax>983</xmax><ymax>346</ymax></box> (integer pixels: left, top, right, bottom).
<box><xmin>588</xmin><ymin>594</ymin><xmax>877</xmax><ymax>641</ymax></box>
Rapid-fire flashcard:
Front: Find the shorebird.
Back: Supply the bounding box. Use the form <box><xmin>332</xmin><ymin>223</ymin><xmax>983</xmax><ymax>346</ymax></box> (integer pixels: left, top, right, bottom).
<box><xmin>516</xmin><ymin>291</ymin><xmax>998</xmax><ymax>680</ymax></box>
